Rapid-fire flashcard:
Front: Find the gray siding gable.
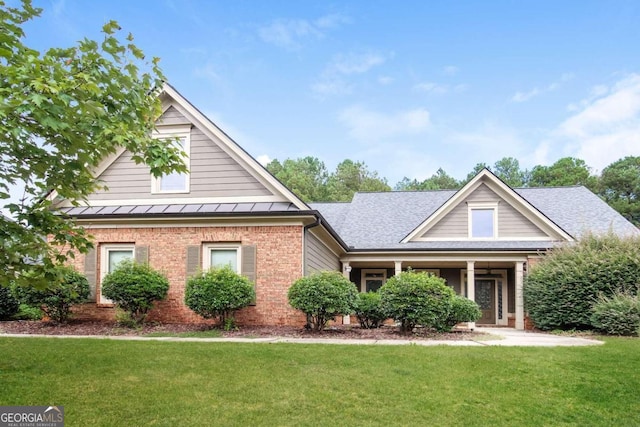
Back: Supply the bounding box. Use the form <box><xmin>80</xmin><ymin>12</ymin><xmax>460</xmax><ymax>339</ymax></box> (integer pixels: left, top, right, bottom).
<box><xmin>305</xmin><ymin>231</ymin><xmax>340</xmax><ymax>274</ymax></box>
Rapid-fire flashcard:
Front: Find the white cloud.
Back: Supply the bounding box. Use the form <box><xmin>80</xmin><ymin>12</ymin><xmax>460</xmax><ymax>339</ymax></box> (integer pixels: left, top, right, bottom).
<box><xmin>414</xmin><ymin>82</ymin><xmax>448</xmax><ymax>94</ymax></box>
<box><xmin>258</xmin><ymin>13</ymin><xmax>349</xmax><ymax>50</ymax></box>
<box><xmin>511</xmin><ymin>73</ymin><xmax>574</xmax><ymax>103</ymax></box>
<box><xmin>378</xmin><ymin>76</ymin><xmax>394</xmax><ymax>85</ymax></box>
<box><xmin>256</xmin><ymin>154</ymin><xmax>271</xmax><ymax>165</ymax></box>
<box><xmin>554</xmin><ymin>73</ymin><xmax>640</xmax><ymax>170</ymax></box>
<box><xmin>312</xmin><ymin>51</ymin><xmax>389</xmax><ymax>97</ymax></box>
<box><xmin>339</xmin><ymin>105</ymin><xmax>431</xmax><ymax>141</ymax></box>
<box><xmin>442</xmin><ymin>65</ymin><xmax>459</xmax><ymax>76</ymax></box>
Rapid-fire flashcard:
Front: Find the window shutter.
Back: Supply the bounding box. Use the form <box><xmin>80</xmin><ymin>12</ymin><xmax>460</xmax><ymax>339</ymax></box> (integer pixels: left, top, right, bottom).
<box><xmin>242</xmin><ymin>245</ymin><xmax>257</xmax><ymax>305</ymax></box>
<box><xmin>84</xmin><ymin>248</ymin><xmax>97</xmax><ymax>302</ymax></box>
<box><xmin>186</xmin><ymin>245</ymin><xmax>201</xmax><ymax>277</ymax></box>
<box><xmin>135</xmin><ymin>245</ymin><xmax>149</xmax><ymax>264</ymax></box>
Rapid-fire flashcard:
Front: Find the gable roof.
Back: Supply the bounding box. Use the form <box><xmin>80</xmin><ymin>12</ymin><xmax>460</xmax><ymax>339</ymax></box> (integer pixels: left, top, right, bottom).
<box><xmin>402</xmin><ymin>169</ymin><xmax>573</xmax><ymax>243</ymax></box>
<box><xmin>51</xmin><ymin>83</ymin><xmax>310</xmax><ymax>211</ymax></box>
<box><xmin>311</xmin><ymin>185</ymin><xmax>639</xmax><ymax>251</ymax></box>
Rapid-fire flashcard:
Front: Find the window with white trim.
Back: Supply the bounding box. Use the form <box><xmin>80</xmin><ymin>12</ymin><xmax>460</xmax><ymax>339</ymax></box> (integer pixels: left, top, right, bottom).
<box><xmin>151</xmin><ymin>126</ymin><xmax>190</xmax><ymax>193</ymax></box>
<box><xmin>203</xmin><ymin>244</ymin><xmax>241</xmax><ymax>273</ymax></box>
<box><xmin>468</xmin><ymin>203</ymin><xmax>498</xmax><ymax>238</ymax></box>
<box><xmin>100</xmin><ymin>244</ymin><xmax>134</xmax><ymax>304</ymax></box>
<box><xmin>361</xmin><ymin>269</ymin><xmax>387</xmax><ymax>292</ymax></box>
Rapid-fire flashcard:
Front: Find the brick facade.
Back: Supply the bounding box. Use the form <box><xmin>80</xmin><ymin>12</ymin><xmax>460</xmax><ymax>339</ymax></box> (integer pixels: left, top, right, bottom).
<box><xmin>69</xmin><ymin>224</ymin><xmax>307</xmax><ymax>326</ymax></box>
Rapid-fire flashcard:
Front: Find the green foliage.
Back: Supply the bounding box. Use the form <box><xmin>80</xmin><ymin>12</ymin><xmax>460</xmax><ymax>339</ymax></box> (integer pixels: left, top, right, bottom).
<box><xmin>529</xmin><ymin>157</ymin><xmax>597</xmax><ymax>190</ymax></box>
<box><xmin>102</xmin><ymin>260</ymin><xmax>169</xmax><ymax>325</ymax></box>
<box><xmin>493</xmin><ymin>157</ymin><xmax>527</xmax><ymax>187</ymax></box>
<box><xmin>267</xmin><ymin>156</ymin><xmax>329</xmax><ymax>202</ymax></box>
<box><xmin>287</xmin><ymin>271</ymin><xmax>358</xmax><ymax>331</ymax></box>
<box><xmin>395</xmin><ymin>168</ymin><xmax>460</xmax><ymax>191</ymax></box>
<box><xmin>379</xmin><ymin>271</ymin><xmax>456</xmax><ymax>334</ymax></box>
<box><xmin>0</xmin><ymin>285</ymin><xmax>19</xmax><ymax>319</ymax></box>
<box><xmin>12</xmin><ymin>266</ymin><xmax>89</xmax><ymax>323</ymax></box>
<box><xmin>435</xmin><ymin>295</ymin><xmax>481</xmax><ymax>332</ymax></box>
<box><xmin>354</xmin><ymin>292</ymin><xmax>387</xmax><ymax>329</ymax></box>
<box><xmin>326</xmin><ymin>159</ymin><xmax>391</xmax><ymax>201</ymax></box>
<box><xmin>0</xmin><ymin>1</ymin><xmax>186</xmax><ymax>289</ymax></box>
<box><xmin>591</xmin><ymin>292</ymin><xmax>640</xmax><ymax>336</ymax></box>
<box><xmin>13</xmin><ymin>303</ymin><xmax>43</xmax><ymax>320</ymax></box>
<box><xmin>598</xmin><ymin>156</ymin><xmax>640</xmax><ymax>226</ymax></box>
<box><xmin>524</xmin><ymin>234</ymin><xmax>640</xmax><ymax>330</ymax></box>
<box><xmin>184</xmin><ymin>266</ymin><xmax>255</xmax><ymax>328</ymax></box>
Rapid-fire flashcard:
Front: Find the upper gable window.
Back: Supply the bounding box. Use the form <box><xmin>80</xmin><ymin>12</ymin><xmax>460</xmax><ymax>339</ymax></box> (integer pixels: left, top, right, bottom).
<box><xmin>151</xmin><ymin>125</ymin><xmax>191</xmax><ymax>194</ymax></box>
<box><xmin>469</xmin><ymin>203</ymin><xmax>498</xmax><ymax>238</ymax></box>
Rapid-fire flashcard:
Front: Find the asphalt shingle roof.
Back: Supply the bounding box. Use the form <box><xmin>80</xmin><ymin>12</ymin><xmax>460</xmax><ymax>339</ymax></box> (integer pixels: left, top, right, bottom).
<box><xmin>311</xmin><ymin>186</ymin><xmax>639</xmax><ymax>250</ymax></box>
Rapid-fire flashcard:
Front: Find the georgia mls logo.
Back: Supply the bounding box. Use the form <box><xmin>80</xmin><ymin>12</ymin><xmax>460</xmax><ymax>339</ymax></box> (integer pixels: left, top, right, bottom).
<box><xmin>0</xmin><ymin>405</ymin><xmax>64</xmax><ymax>427</ymax></box>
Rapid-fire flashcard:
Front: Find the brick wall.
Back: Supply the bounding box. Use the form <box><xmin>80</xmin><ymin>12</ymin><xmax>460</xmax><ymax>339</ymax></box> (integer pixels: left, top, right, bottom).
<box><xmin>68</xmin><ymin>225</ymin><xmax>307</xmax><ymax>326</ymax></box>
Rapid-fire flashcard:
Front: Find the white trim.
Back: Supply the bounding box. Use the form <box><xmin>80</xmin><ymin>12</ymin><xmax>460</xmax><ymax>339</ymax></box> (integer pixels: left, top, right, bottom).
<box><xmin>77</xmin><ymin>217</ymin><xmax>309</xmax><ymax>229</ymax></box>
<box><xmin>468</xmin><ymin>202</ymin><xmax>498</xmax><ymax>239</ymax></box>
<box><xmin>203</xmin><ymin>243</ymin><xmax>242</xmax><ymax>273</ymax></box>
<box><xmin>401</xmin><ymin>169</ymin><xmax>574</xmax><ymax>243</ymax></box>
<box><xmin>360</xmin><ymin>269</ymin><xmax>387</xmax><ymax>292</ymax></box>
<box><xmin>415</xmin><ymin>236</ymin><xmax>554</xmax><ymax>242</ymax></box>
<box><xmin>99</xmin><ymin>243</ymin><xmax>135</xmax><ymax>304</ymax></box>
<box><xmin>150</xmin><ymin>128</ymin><xmax>191</xmax><ymax>194</ymax></box>
<box><xmin>161</xmin><ymin>84</ymin><xmax>309</xmax><ymax>210</ymax></box>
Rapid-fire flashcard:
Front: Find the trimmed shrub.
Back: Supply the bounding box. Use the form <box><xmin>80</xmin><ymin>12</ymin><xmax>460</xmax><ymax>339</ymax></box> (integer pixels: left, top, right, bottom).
<box><xmin>354</xmin><ymin>292</ymin><xmax>387</xmax><ymax>329</ymax></box>
<box><xmin>102</xmin><ymin>260</ymin><xmax>169</xmax><ymax>325</ymax></box>
<box><xmin>590</xmin><ymin>292</ymin><xmax>640</xmax><ymax>336</ymax></box>
<box><xmin>0</xmin><ymin>285</ymin><xmax>20</xmax><ymax>320</ymax></box>
<box><xmin>379</xmin><ymin>271</ymin><xmax>456</xmax><ymax>334</ymax></box>
<box><xmin>12</xmin><ymin>267</ymin><xmax>89</xmax><ymax>323</ymax></box>
<box><xmin>524</xmin><ymin>234</ymin><xmax>640</xmax><ymax>330</ymax></box>
<box><xmin>288</xmin><ymin>271</ymin><xmax>358</xmax><ymax>331</ymax></box>
<box><xmin>13</xmin><ymin>303</ymin><xmax>44</xmax><ymax>320</ymax></box>
<box><xmin>435</xmin><ymin>295</ymin><xmax>481</xmax><ymax>332</ymax></box>
<box><xmin>185</xmin><ymin>266</ymin><xmax>255</xmax><ymax>329</ymax></box>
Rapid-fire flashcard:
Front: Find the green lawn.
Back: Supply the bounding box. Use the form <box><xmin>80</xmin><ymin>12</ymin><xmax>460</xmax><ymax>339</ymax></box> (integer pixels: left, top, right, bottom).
<box><xmin>1</xmin><ymin>337</ymin><xmax>639</xmax><ymax>426</ymax></box>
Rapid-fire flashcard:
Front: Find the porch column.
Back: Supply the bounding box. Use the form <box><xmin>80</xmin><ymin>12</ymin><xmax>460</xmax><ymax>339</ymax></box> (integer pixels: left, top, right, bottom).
<box><xmin>342</xmin><ymin>262</ymin><xmax>351</xmax><ymax>324</ymax></box>
<box><xmin>394</xmin><ymin>261</ymin><xmax>402</xmax><ymax>276</ymax></box>
<box><xmin>515</xmin><ymin>261</ymin><xmax>525</xmax><ymax>330</ymax></box>
<box><xmin>466</xmin><ymin>261</ymin><xmax>475</xmax><ymax>330</ymax></box>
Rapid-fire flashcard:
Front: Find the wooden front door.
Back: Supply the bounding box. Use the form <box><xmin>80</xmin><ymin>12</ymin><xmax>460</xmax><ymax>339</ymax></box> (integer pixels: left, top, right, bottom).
<box><xmin>475</xmin><ymin>279</ymin><xmax>496</xmax><ymax>324</ymax></box>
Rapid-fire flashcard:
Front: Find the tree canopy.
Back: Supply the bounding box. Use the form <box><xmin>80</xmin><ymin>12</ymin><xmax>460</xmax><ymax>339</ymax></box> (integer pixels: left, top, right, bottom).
<box><xmin>599</xmin><ymin>156</ymin><xmax>640</xmax><ymax>225</ymax></box>
<box><xmin>1</xmin><ymin>1</ymin><xmax>185</xmax><ymax>287</ymax></box>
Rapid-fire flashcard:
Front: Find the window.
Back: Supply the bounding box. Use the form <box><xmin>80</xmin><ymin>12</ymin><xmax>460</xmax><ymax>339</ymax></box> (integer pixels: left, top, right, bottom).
<box><xmin>361</xmin><ymin>269</ymin><xmax>387</xmax><ymax>292</ymax></box>
<box><xmin>203</xmin><ymin>244</ymin><xmax>241</xmax><ymax>273</ymax></box>
<box><xmin>151</xmin><ymin>126</ymin><xmax>190</xmax><ymax>193</ymax></box>
<box><xmin>100</xmin><ymin>244</ymin><xmax>134</xmax><ymax>304</ymax></box>
<box><xmin>468</xmin><ymin>203</ymin><xmax>498</xmax><ymax>238</ymax></box>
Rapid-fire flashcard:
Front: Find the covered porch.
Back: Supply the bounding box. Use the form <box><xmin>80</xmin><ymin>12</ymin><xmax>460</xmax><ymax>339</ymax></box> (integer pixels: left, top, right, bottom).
<box><xmin>340</xmin><ymin>254</ymin><xmax>528</xmax><ymax>330</ymax></box>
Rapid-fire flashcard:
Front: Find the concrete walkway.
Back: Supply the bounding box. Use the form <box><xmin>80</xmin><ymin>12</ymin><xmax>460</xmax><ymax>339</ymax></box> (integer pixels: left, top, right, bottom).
<box><xmin>0</xmin><ymin>327</ymin><xmax>603</xmax><ymax>347</ymax></box>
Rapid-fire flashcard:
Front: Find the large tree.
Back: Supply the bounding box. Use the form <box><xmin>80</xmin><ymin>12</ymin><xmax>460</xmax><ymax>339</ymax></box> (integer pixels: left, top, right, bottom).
<box><xmin>326</xmin><ymin>159</ymin><xmax>391</xmax><ymax>201</ymax></box>
<box><xmin>492</xmin><ymin>157</ymin><xmax>527</xmax><ymax>187</ymax></box>
<box><xmin>266</xmin><ymin>156</ymin><xmax>328</xmax><ymax>202</ymax></box>
<box><xmin>529</xmin><ymin>157</ymin><xmax>597</xmax><ymax>190</ymax></box>
<box><xmin>395</xmin><ymin>168</ymin><xmax>460</xmax><ymax>191</ymax></box>
<box><xmin>0</xmin><ymin>1</ymin><xmax>186</xmax><ymax>288</ymax></box>
<box><xmin>598</xmin><ymin>156</ymin><xmax>640</xmax><ymax>226</ymax></box>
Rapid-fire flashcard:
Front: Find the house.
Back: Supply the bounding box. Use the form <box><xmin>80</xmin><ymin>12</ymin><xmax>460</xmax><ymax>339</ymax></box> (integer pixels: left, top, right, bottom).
<box><xmin>52</xmin><ymin>84</ymin><xmax>639</xmax><ymax>329</ymax></box>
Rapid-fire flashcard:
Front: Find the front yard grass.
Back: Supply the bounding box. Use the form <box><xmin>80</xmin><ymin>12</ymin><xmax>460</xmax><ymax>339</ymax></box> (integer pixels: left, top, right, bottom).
<box><xmin>1</xmin><ymin>337</ymin><xmax>639</xmax><ymax>426</ymax></box>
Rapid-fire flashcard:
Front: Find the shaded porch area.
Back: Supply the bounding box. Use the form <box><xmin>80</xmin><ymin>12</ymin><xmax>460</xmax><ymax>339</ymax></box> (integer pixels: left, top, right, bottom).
<box><xmin>341</xmin><ymin>256</ymin><xmax>527</xmax><ymax>330</ymax></box>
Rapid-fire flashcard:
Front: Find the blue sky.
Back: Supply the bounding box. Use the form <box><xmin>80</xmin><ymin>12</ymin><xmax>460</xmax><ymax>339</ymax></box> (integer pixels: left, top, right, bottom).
<box><xmin>17</xmin><ymin>0</ymin><xmax>640</xmax><ymax>186</ymax></box>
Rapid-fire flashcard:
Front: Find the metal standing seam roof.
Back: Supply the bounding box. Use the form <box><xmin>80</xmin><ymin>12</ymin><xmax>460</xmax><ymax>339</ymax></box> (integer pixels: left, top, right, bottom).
<box><xmin>58</xmin><ymin>202</ymin><xmax>300</xmax><ymax>216</ymax></box>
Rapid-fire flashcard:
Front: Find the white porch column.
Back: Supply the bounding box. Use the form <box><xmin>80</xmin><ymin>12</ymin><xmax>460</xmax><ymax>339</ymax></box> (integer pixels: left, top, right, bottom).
<box><xmin>394</xmin><ymin>261</ymin><xmax>402</xmax><ymax>276</ymax></box>
<box><xmin>515</xmin><ymin>261</ymin><xmax>525</xmax><ymax>330</ymax></box>
<box><xmin>466</xmin><ymin>261</ymin><xmax>476</xmax><ymax>330</ymax></box>
<box><xmin>342</xmin><ymin>262</ymin><xmax>352</xmax><ymax>324</ymax></box>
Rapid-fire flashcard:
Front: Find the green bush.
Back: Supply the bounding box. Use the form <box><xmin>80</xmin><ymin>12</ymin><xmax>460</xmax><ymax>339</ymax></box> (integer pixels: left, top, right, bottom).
<box><xmin>0</xmin><ymin>285</ymin><xmax>20</xmax><ymax>319</ymax></box>
<box><xmin>354</xmin><ymin>292</ymin><xmax>387</xmax><ymax>329</ymax></box>
<box><xmin>288</xmin><ymin>271</ymin><xmax>358</xmax><ymax>331</ymax></box>
<box><xmin>102</xmin><ymin>260</ymin><xmax>169</xmax><ymax>325</ymax></box>
<box><xmin>12</xmin><ymin>267</ymin><xmax>89</xmax><ymax>323</ymax></box>
<box><xmin>185</xmin><ymin>266</ymin><xmax>255</xmax><ymax>329</ymax></box>
<box><xmin>435</xmin><ymin>295</ymin><xmax>481</xmax><ymax>332</ymax></box>
<box><xmin>13</xmin><ymin>303</ymin><xmax>44</xmax><ymax>320</ymax></box>
<box><xmin>379</xmin><ymin>271</ymin><xmax>456</xmax><ymax>334</ymax></box>
<box><xmin>524</xmin><ymin>234</ymin><xmax>640</xmax><ymax>330</ymax></box>
<box><xmin>590</xmin><ymin>292</ymin><xmax>640</xmax><ymax>336</ymax></box>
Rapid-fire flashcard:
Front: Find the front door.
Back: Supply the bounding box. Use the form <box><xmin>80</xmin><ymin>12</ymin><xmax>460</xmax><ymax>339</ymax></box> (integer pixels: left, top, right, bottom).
<box><xmin>475</xmin><ymin>279</ymin><xmax>496</xmax><ymax>324</ymax></box>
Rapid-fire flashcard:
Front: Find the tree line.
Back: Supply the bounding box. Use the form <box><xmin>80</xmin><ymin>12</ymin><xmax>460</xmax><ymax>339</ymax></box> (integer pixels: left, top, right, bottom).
<box><xmin>267</xmin><ymin>156</ymin><xmax>640</xmax><ymax>226</ymax></box>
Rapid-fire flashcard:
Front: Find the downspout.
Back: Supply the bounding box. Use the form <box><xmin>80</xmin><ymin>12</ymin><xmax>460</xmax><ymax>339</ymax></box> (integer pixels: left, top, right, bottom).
<box><xmin>302</xmin><ymin>216</ymin><xmax>322</xmax><ymax>277</ymax></box>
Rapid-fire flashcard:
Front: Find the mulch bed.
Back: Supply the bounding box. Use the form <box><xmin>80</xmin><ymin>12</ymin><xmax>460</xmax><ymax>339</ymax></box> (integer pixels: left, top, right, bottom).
<box><xmin>0</xmin><ymin>320</ymin><xmax>482</xmax><ymax>341</ymax></box>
